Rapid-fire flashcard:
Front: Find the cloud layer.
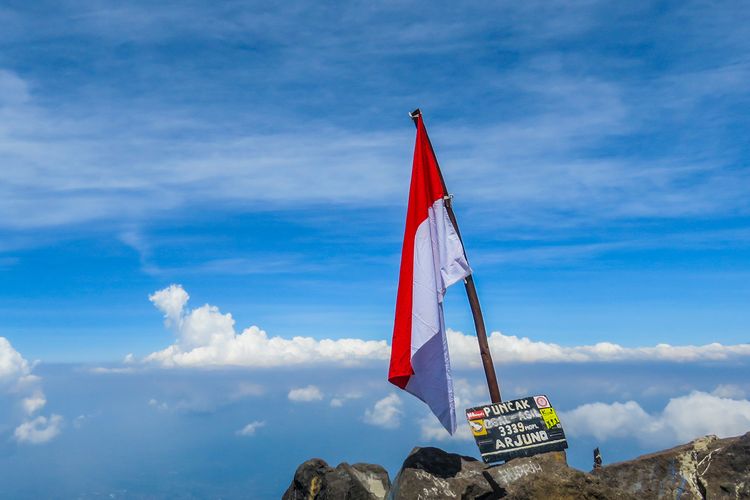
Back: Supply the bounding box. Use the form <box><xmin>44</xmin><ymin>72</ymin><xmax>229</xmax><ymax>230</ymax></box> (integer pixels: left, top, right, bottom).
<box><xmin>560</xmin><ymin>389</ymin><xmax>750</xmax><ymax>445</ymax></box>
<box><xmin>449</xmin><ymin>330</ymin><xmax>750</xmax><ymax>365</ymax></box>
<box><xmin>141</xmin><ymin>285</ymin><xmax>750</xmax><ymax>369</ymax></box>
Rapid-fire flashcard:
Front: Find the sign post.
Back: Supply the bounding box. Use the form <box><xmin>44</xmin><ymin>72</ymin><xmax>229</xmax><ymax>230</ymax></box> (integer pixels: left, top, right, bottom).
<box><xmin>465</xmin><ymin>395</ymin><xmax>568</xmax><ymax>463</ymax></box>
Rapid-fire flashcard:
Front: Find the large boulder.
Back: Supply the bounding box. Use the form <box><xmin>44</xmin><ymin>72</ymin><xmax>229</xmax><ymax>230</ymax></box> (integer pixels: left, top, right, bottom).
<box><xmin>389</xmin><ymin>447</ymin><xmax>633</xmax><ymax>500</ymax></box>
<box><xmin>388</xmin><ymin>447</ymin><xmax>494</xmax><ymax>499</ymax></box>
<box><xmin>484</xmin><ymin>451</ymin><xmax>634</xmax><ymax>499</ymax></box>
<box><xmin>596</xmin><ymin>432</ymin><xmax>750</xmax><ymax>499</ymax></box>
<box><xmin>282</xmin><ymin>458</ymin><xmax>390</xmax><ymax>500</ymax></box>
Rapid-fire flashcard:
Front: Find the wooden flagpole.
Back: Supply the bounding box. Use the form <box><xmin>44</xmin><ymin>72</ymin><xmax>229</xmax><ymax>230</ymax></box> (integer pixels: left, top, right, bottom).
<box><xmin>409</xmin><ymin>108</ymin><xmax>502</xmax><ymax>403</ymax></box>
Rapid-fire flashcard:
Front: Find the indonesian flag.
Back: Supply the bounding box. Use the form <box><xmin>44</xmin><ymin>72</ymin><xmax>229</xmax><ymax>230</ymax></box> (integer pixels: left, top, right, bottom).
<box><xmin>388</xmin><ymin>114</ymin><xmax>472</xmax><ymax>434</ymax></box>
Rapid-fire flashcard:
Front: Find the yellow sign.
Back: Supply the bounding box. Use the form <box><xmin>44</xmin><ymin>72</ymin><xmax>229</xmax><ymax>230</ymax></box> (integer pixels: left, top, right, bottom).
<box><xmin>469</xmin><ymin>419</ymin><xmax>488</xmax><ymax>436</ymax></box>
<box><xmin>540</xmin><ymin>407</ymin><xmax>560</xmax><ymax>429</ymax></box>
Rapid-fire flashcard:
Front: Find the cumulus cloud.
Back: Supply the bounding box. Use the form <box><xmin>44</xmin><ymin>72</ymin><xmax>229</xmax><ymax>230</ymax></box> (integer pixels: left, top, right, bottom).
<box><xmin>0</xmin><ymin>337</ymin><xmax>32</xmax><ymax>387</ymax></box>
<box><xmin>560</xmin><ymin>389</ymin><xmax>750</xmax><ymax>446</ymax></box>
<box><xmin>364</xmin><ymin>394</ymin><xmax>402</xmax><ymax>429</ymax></box>
<box><xmin>0</xmin><ymin>337</ymin><xmax>61</xmax><ymax>444</ymax></box>
<box><xmin>140</xmin><ymin>286</ymin><xmax>750</xmax><ymax>369</ymax></box>
<box><xmin>13</xmin><ymin>414</ymin><xmax>63</xmax><ymax>444</ymax></box>
<box><xmin>236</xmin><ymin>420</ymin><xmax>265</xmax><ymax>437</ymax></box>
<box><xmin>288</xmin><ymin>385</ymin><xmax>323</xmax><ymax>402</ymax></box>
<box><xmin>149</xmin><ymin>284</ymin><xmax>192</xmax><ymax>331</ymax></box>
<box><xmin>143</xmin><ymin>285</ymin><xmax>389</xmax><ymax>368</ymax></box>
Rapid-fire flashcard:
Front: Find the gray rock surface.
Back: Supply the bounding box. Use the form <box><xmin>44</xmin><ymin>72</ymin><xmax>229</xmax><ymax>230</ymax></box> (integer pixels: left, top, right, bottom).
<box><xmin>388</xmin><ymin>447</ymin><xmax>494</xmax><ymax>499</ymax></box>
<box><xmin>390</xmin><ymin>446</ymin><xmax>633</xmax><ymax>500</ymax></box>
<box><xmin>596</xmin><ymin>432</ymin><xmax>750</xmax><ymax>499</ymax></box>
<box><xmin>282</xmin><ymin>458</ymin><xmax>390</xmax><ymax>500</ymax></box>
<box><xmin>284</xmin><ymin>433</ymin><xmax>750</xmax><ymax>499</ymax></box>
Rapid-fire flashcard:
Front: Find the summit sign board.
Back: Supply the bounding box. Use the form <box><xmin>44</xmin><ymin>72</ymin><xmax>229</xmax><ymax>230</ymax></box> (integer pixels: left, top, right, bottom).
<box><xmin>465</xmin><ymin>395</ymin><xmax>568</xmax><ymax>463</ymax></box>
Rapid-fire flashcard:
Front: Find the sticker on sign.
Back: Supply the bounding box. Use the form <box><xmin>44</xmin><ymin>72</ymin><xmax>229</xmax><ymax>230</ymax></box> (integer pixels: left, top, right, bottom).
<box><xmin>465</xmin><ymin>395</ymin><xmax>568</xmax><ymax>463</ymax></box>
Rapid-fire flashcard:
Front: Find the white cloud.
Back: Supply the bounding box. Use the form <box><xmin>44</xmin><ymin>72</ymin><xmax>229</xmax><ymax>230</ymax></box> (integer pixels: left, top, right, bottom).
<box><xmin>560</xmin><ymin>389</ymin><xmax>750</xmax><ymax>446</ymax></box>
<box><xmin>142</xmin><ymin>285</ymin><xmax>389</xmax><ymax>368</ymax></box>
<box><xmin>0</xmin><ymin>337</ymin><xmax>61</xmax><ymax>444</ymax></box>
<box><xmin>288</xmin><ymin>385</ymin><xmax>323</xmax><ymax>402</ymax></box>
<box><xmin>14</xmin><ymin>414</ymin><xmax>63</xmax><ymax>444</ymax></box>
<box><xmin>236</xmin><ymin>420</ymin><xmax>265</xmax><ymax>437</ymax></box>
<box><xmin>73</xmin><ymin>414</ymin><xmax>89</xmax><ymax>429</ymax></box>
<box><xmin>711</xmin><ymin>384</ymin><xmax>746</xmax><ymax>399</ymax></box>
<box><xmin>149</xmin><ymin>284</ymin><xmax>190</xmax><ymax>329</ymax></box>
<box><xmin>0</xmin><ymin>337</ymin><xmax>32</xmax><ymax>387</ymax></box>
<box><xmin>447</xmin><ymin>329</ymin><xmax>750</xmax><ymax>366</ymax></box>
<box><xmin>141</xmin><ymin>286</ymin><xmax>750</xmax><ymax>369</ymax></box>
<box><xmin>364</xmin><ymin>394</ymin><xmax>402</xmax><ymax>429</ymax></box>
<box><xmin>88</xmin><ymin>366</ymin><xmax>136</xmax><ymax>374</ymax></box>
<box><xmin>148</xmin><ymin>398</ymin><xmax>169</xmax><ymax>411</ymax></box>
<box><xmin>330</xmin><ymin>391</ymin><xmax>363</xmax><ymax>407</ymax></box>
<box><xmin>231</xmin><ymin>382</ymin><xmax>265</xmax><ymax>399</ymax></box>
<box><xmin>21</xmin><ymin>391</ymin><xmax>46</xmax><ymax>415</ymax></box>
<box><xmin>420</xmin><ymin>416</ymin><xmax>473</xmax><ymax>442</ymax></box>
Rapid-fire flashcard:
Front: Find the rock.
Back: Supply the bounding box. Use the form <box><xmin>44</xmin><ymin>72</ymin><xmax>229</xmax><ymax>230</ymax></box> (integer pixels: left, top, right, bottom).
<box><xmin>285</xmin><ymin>433</ymin><xmax>750</xmax><ymax>499</ymax></box>
<box><xmin>282</xmin><ymin>458</ymin><xmax>390</xmax><ymax>500</ymax></box>
<box><xmin>388</xmin><ymin>447</ymin><xmax>494</xmax><ymax>499</ymax></box>
<box><xmin>596</xmin><ymin>432</ymin><xmax>750</xmax><ymax>499</ymax></box>
<box><xmin>390</xmin><ymin>447</ymin><xmax>634</xmax><ymax>500</ymax></box>
<box><xmin>484</xmin><ymin>451</ymin><xmax>634</xmax><ymax>499</ymax></box>
<box><xmin>698</xmin><ymin>432</ymin><xmax>750</xmax><ymax>498</ymax></box>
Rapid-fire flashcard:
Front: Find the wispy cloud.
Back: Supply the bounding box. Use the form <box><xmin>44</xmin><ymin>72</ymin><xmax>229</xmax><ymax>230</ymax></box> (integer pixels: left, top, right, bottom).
<box><xmin>288</xmin><ymin>385</ymin><xmax>323</xmax><ymax>402</ymax></box>
<box><xmin>236</xmin><ymin>420</ymin><xmax>265</xmax><ymax>437</ymax></box>
<box><xmin>2</xmin><ymin>0</ymin><xmax>749</xmax><ymax>240</ymax></box>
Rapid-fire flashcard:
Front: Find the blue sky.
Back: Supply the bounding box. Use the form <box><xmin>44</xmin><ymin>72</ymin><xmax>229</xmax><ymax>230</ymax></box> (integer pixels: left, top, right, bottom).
<box><xmin>1</xmin><ymin>1</ymin><xmax>749</xmax><ymax>498</ymax></box>
<box><xmin>1</xmin><ymin>0</ymin><xmax>749</xmax><ymax>360</ymax></box>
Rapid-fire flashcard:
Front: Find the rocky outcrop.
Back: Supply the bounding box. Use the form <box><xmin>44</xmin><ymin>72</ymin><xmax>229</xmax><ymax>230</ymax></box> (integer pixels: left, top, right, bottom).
<box><xmin>284</xmin><ymin>433</ymin><xmax>750</xmax><ymax>499</ymax></box>
<box><xmin>596</xmin><ymin>433</ymin><xmax>750</xmax><ymax>499</ymax></box>
<box><xmin>390</xmin><ymin>446</ymin><xmax>634</xmax><ymax>500</ymax></box>
<box><xmin>282</xmin><ymin>459</ymin><xmax>390</xmax><ymax>500</ymax></box>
